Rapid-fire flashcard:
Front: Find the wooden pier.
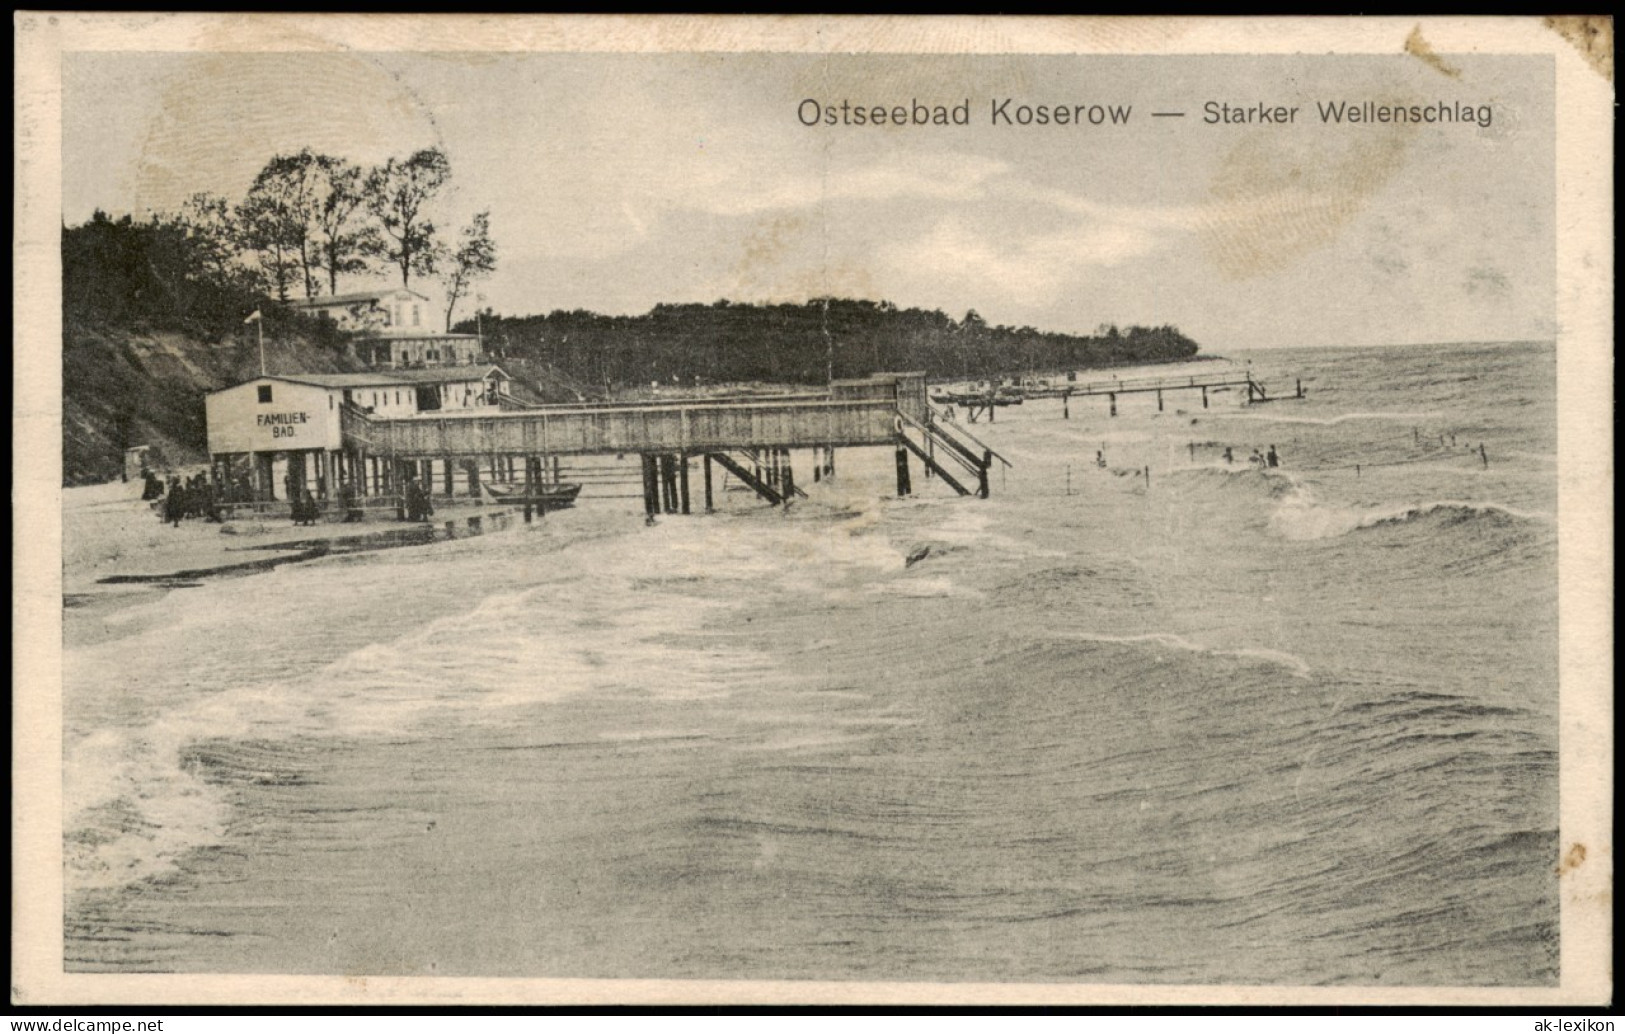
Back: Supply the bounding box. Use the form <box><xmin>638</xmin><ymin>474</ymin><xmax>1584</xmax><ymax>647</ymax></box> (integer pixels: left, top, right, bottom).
<box><xmin>944</xmin><ymin>370</ymin><xmax>1302</xmax><ymax>421</ymax></box>
<box><xmin>324</xmin><ymin>371</ymin><xmax>995</xmax><ymax>518</ymax></box>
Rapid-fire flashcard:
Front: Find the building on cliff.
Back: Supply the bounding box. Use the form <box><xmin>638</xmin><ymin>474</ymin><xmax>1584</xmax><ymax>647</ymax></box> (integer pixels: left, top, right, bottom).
<box><xmin>290</xmin><ymin>287</ymin><xmax>483</xmax><ymax>369</ymax></box>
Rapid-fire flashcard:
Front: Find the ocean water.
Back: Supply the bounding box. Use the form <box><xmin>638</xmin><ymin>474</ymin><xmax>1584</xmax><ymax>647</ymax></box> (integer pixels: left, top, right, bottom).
<box><xmin>62</xmin><ymin>340</ymin><xmax>1559</xmax><ymax>985</ymax></box>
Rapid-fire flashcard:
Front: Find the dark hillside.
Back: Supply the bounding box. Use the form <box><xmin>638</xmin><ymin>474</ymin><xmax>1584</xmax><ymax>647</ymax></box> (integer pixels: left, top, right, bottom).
<box><xmin>465</xmin><ymin>300</ymin><xmax>1199</xmax><ymax>390</ymax></box>
<box><xmin>62</xmin><ymin>213</ymin><xmax>364</xmax><ymax>484</ymax></box>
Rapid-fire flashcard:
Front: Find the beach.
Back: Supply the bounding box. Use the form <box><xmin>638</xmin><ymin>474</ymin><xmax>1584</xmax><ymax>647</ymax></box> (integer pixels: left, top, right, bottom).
<box><xmin>61</xmin><ymin>341</ymin><xmax>1559</xmax><ymax>985</ymax></box>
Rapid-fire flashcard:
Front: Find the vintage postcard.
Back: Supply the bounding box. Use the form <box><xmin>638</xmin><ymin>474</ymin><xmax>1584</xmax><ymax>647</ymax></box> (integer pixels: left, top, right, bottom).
<box><xmin>12</xmin><ymin>15</ymin><xmax>1612</xmax><ymax>1007</ymax></box>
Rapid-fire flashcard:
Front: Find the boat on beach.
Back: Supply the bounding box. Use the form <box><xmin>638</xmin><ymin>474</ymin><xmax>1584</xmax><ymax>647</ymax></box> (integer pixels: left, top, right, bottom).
<box><xmin>480</xmin><ymin>481</ymin><xmax>584</xmax><ymax>508</ymax></box>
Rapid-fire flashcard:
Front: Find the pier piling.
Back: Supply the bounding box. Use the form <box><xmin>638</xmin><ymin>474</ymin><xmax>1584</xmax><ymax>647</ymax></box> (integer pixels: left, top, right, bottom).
<box><xmin>679</xmin><ymin>452</ymin><xmax>691</xmax><ymax>515</ymax></box>
<box><xmin>641</xmin><ymin>455</ymin><xmax>658</xmax><ymax>517</ymax></box>
<box><xmin>895</xmin><ymin>446</ymin><xmax>912</xmax><ymax>497</ymax></box>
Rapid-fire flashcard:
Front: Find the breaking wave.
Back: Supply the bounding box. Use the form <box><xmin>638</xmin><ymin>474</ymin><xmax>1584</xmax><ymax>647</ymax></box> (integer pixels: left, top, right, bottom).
<box><xmin>1271</xmin><ymin>490</ymin><xmax>1552</xmax><ymax>542</ymax></box>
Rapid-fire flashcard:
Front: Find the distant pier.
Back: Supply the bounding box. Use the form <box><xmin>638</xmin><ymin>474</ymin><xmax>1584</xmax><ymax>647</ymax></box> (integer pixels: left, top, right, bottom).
<box><xmin>941</xmin><ymin>370</ymin><xmax>1302</xmax><ymax>421</ymax></box>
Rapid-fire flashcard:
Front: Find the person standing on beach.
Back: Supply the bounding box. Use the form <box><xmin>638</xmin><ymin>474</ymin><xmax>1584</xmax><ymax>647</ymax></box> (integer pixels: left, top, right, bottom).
<box><xmin>163</xmin><ymin>477</ymin><xmax>184</xmax><ymax>527</ymax></box>
<box><xmin>1267</xmin><ymin>445</ymin><xmax>1279</xmax><ymax>468</ymax></box>
<box><xmin>1223</xmin><ymin>447</ymin><xmax>1234</xmax><ymax>465</ymax></box>
<box><xmin>199</xmin><ymin>479</ymin><xmax>221</xmax><ymax>523</ymax></box>
<box><xmin>341</xmin><ymin>482</ymin><xmax>363</xmax><ymax>523</ymax></box>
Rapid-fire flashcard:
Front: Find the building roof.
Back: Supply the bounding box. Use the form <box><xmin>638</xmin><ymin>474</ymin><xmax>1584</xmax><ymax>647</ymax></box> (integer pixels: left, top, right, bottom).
<box><xmin>382</xmin><ymin>365</ymin><xmax>510</xmax><ymax>385</ymax></box>
<box><xmin>290</xmin><ymin>288</ymin><xmax>430</xmax><ymax>308</ymax></box>
<box><xmin>368</xmin><ymin>332</ymin><xmax>481</xmax><ymax>342</ymax></box>
<box><xmin>267</xmin><ymin>372</ymin><xmax>407</xmax><ymax>388</ymax></box>
<box><xmin>236</xmin><ymin>365</ymin><xmax>511</xmax><ymax>392</ymax></box>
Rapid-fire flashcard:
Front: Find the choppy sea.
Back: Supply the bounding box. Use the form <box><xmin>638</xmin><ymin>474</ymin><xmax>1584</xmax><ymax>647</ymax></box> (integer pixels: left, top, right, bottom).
<box><xmin>63</xmin><ymin>340</ymin><xmax>1559</xmax><ymax>985</ymax></box>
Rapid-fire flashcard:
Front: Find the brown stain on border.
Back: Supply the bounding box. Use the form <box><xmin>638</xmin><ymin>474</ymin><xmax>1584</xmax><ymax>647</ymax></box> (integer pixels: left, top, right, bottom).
<box><xmin>1403</xmin><ymin>25</ymin><xmax>1462</xmax><ymax>79</ymax></box>
<box><xmin>1544</xmin><ymin>15</ymin><xmax>1614</xmax><ymax>83</ymax></box>
<box><xmin>1556</xmin><ymin>841</ymin><xmax>1588</xmax><ymax>876</ymax></box>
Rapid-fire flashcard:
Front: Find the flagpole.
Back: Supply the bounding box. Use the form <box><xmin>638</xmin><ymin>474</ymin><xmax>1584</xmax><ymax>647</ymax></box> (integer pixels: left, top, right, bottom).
<box><xmin>258</xmin><ymin>317</ymin><xmax>266</xmax><ymax>376</ymax></box>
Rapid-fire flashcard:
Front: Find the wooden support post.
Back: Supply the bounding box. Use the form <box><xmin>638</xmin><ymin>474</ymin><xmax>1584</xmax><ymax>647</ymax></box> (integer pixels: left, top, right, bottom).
<box><xmin>1202</xmin><ymin>386</ymin><xmax>1209</xmax><ymax>409</ymax></box>
<box><xmin>678</xmin><ymin>452</ymin><xmax>691</xmax><ymax>515</ymax></box>
<box><xmin>444</xmin><ymin>456</ymin><xmax>454</xmax><ymax>497</ymax></box>
<box><xmin>1296</xmin><ymin>378</ymin><xmax>1304</xmax><ymax>399</ymax></box>
<box><xmin>703</xmin><ymin>454</ymin><xmax>714</xmax><ymax>512</ymax></box>
<box><xmin>553</xmin><ymin>456</ymin><xmax>562</xmax><ymax>485</ymax></box>
<box><xmin>468</xmin><ymin>458</ymin><xmax>481</xmax><ymax>500</ymax></box>
<box><xmin>662</xmin><ymin>455</ymin><xmax>679</xmax><ymax>513</ymax></box>
<box><xmin>1157</xmin><ymin>389</ymin><xmax>1164</xmax><ymax>412</ymax></box>
<box><xmin>827</xmin><ymin>449</ymin><xmax>835</xmax><ymax>479</ymax></box>
<box><xmin>781</xmin><ymin>454</ymin><xmax>794</xmax><ymax>500</ymax></box>
<box><xmin>1063</xmin><ymin>392</ymin><xmax>1070</xmax><ymax>419</ymax></box>
<box><xmin>523</xmin><ymin>456</ymin><xmax>535</xmax><ymax>523</ymax></box>
<box><xmin>1109</xmin><ymin>393</ymin><xmax>1118</xmax><ymax>417</ymax></box>
<box><xmin>641</xmin><ymin>455</ymin><xmax>658</xmax><ymax>516</ymax></box>
<box><xmin>925</xmin><ymin>437</ymin><xmax>934</xmax><ymax>478</ymax></box>
<box><xmin>979</xmin><ymin>450</ymin><xmax>991</xmax><ymax>499</ymax></box>
<box><xmin>895</xmin><ymin>445</ymin><xmax>912</xmax><ymax>497</ymax></box>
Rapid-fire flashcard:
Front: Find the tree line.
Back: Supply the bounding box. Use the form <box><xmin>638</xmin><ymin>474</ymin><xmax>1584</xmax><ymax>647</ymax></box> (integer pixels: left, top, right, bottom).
<box><xmin>468</xmin><ymin>299</ymin><xmax>1200</xmax><ymax>389</ymax></box>
<box><xmin>77</xmin><ymin>146</ymin><xmax>497</xmax><ymax>333</ymax></box>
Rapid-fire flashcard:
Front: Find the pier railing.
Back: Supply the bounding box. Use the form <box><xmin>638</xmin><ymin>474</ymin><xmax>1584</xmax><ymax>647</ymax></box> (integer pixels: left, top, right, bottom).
<box><xmin>352</xmin><ymin>397</ymin><xmax>902</xmax><ymax>458</ymax></box>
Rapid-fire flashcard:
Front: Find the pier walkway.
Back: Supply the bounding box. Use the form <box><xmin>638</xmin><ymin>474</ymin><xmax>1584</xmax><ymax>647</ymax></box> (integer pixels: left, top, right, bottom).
<box><xmin>334</xmin><ymin>372</ymin><xmax>995</xmax><ymax>517</ymax></box>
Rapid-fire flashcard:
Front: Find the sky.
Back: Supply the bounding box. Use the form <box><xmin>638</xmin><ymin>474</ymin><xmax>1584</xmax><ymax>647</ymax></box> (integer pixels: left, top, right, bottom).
<box><xmin>61</xmin><ymin>51</ymin><xmax>1554</xmax><ymax>351</ymax></box>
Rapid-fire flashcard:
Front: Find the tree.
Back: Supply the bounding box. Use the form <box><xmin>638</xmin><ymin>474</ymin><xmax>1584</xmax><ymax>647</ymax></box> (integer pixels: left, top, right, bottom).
<box><xmin>365</xmin><ymin>147</ymin><xmax>451</xmax><ymax>290</ymax></box>
<box><xmin>174</xmin><ymin>192</ymin><xmax>240</xmax><ymax>283</ymax></box>
<box><xmin>310</xmin><ymin>154</ymin><xmax>376</xmax><ymax>295</ymax></box>
<box><xmin>234</xmin><ymin>190</ymin><xmax>300</xmax><ymax>303</ymax></box>
<box><xmin>239</xmin><ymin>151</ymin><xmax>323</xmax><ymax>300</ymax></box>
<box><xmin>440</xmin><ymin>210</ymin><xmax>496</xmax><ymax>331</ymax></box>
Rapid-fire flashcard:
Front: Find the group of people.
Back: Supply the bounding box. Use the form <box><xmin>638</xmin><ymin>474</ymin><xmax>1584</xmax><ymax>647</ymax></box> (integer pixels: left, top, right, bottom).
<box><xmin>1224</xmin><ymin>445</ymin><xmax>1280</xmax><ymax>469</ymax></box>
<box><xmin>152</xmin><ymin>471</ymin><xmax>222</xmax><ymax>527</ymax></box>
<box><xmin>289</xmin><ymin>489</ymin><xmax>323</xmax><ymax>526</ymax></box>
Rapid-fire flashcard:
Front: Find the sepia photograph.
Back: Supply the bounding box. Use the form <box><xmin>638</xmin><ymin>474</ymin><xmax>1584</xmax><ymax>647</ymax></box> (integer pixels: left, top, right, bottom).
<box><xmin>12</xmin><ymin>14</ymin><xmax>1612</xmax><ymax>1008</ymax></box>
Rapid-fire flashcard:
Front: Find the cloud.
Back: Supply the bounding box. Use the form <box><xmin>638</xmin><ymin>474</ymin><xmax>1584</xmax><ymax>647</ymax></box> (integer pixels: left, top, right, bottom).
<box><xmin>884</xmin><ymin>212</ymin><xmax>1163</xmax><ymax>308</ymax></box>
<box><xmin>663</xmin><ymin>152</ymin><xmax>1011</xmax><ymax>218</ymax></box>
